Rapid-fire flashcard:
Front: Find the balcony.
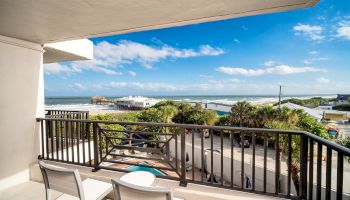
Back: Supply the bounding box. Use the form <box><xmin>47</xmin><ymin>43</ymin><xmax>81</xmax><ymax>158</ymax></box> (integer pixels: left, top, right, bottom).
<box><xmin>2</xmin><ymin>110</ymin><xmax>348</xmax><ymax>200</ymax></box>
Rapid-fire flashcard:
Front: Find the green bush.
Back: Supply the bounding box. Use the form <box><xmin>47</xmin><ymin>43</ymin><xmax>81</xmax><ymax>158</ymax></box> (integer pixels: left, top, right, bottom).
<box><xmin>337</xmin><ymin>136</ymin><xmax>350</xmax><ymax>149</ymax></box>
<box><xmin>333</xmin><ymin>104</ymin><xmax>350</xmax><ymax>111</ymax></box>
<box><xmin>276</xmin><ymin>97</ymin><xmax>334</xmax><ymax>108</ymax></box>
<box><xmin>337</xmin><ymin>136</ymin><xmax>350</xmax><ymax>163</ymax></box>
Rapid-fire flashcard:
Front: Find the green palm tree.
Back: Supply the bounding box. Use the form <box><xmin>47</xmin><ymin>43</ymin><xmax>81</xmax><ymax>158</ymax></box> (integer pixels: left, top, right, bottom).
<box><xmin>160</xmin><ymin>105</ymin><xmax>178</xmax><ymax>124</ymax></box>
<box><xmin>230</xmin><ymin>101</ymin><xmax>254</xmax><ymax>127</ymax></box>
<box><xmin>160</xmin><ymin>105</ymin><xmax>178</xmax><ymax>135</ymax></box>
<box><xmin>202</xmin><ymin>110</ymin><xmax>218</xmax><ymax>126</ymax></box>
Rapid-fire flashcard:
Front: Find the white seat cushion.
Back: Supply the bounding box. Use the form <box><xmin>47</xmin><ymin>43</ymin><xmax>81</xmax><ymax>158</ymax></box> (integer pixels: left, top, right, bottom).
<box><xmin>56</xmin><ymin>178</ymin><xmax>112</xmax><ymax>200</ymax></box>
<box><xmin>82</xmin><ymin>178</ymin><xmax>113</xmax><ymax>200</ymax></box>
<box><xmin>174</xmin><ymin>197</ymin><xmax>185</xmax><ymax>200</ymax></box>
<box><xmin>56</xmin><ymin>193</ymin><xmax>79</xmax><ymax>200</ymax></box>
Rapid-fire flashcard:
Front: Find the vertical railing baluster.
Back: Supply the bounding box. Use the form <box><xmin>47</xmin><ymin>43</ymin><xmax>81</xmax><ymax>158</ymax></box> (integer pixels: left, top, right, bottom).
<box><xmin>82</xmin><ymin>122</ymin><xmax>86</xmax><ymax>165</ymax></box>
<box><xmin>180</xmin><ymin>128</ymin><xmax>187</xmax><ymax>186</ymax></box>
<box><xmin>60</xmin><ymin>120</ymin><xmax>64</xmax><ymax>161</ymax></box>
<box><xmin>46</xmin><ymin>120</ymin><xmax>49</xmax><ymax>159</ymax></box>
<box><xmin>287</xmin><ymin>134</ymin><xmax>292</xmax><ymax>197</ymax></box>
<box><xmin>92</xmin><ymin>123</ymin><xmax>99</xmax><ymax>171</ymax></box>
<box><xmin>87</xmin><ymin>122</ymin><xmax>92</xmax><ymax>166</ymax></box>
<box><xmin>166</xmin><ymin>141</ymin><xmax>170</xmax><ymax>163</ymax></box>
<box><xmin>220</xmin><ymin>130</ymin><xmax>223</xmax><ymax>186</ymax></box>
<box><xmin>105</xmin><ymin>135</ymin><xmax>108</xmax><ymax>160</ymax></box>
<box><xmin>175</xmin><ymin>133</ymin><xmax>178</xmax><ymax>173</ymax></box>
<box><xmin>77</xmin><ymin>119</ymin><xmax>80</xmax><ymax>164</ymax></box>
<box><xmin>55</xmin><ymin>120</ymin><xmax>59</xmax><ymax>161</ymax></box>
<box><xmin>316</xmin><ymin>142</ymin><xmax>322</xmax><ymax>200</ymax></box>
<box><xmin>201</xmin><ymin>129</ymin><xmax>204</xmax><ymax>183</ymax></box>
<box><xmin>210</xmin><ymin>129</ymin><xmax>214</xmax><ymax>184</ymax></box>
<box><xmin>51</xmin><ymin>120</ymin><xmax>54</xmax><ymax>160</ymax></box>
<box><xmin>299</xmin><ymin>135</ymin><xmax>308</xmax><ymax>199</ymax></box>
<box><xmin>275</xmin><ymin>133</ymin><xmax>280</xmax><ymax>194</ymax></box>
<box><xmin>336</xmin><ymin>152</ymin><xmax>344</xmax><ymax>200</ymax></box>
<box><xmin>241</xmin><ymin>132</ymin><xmax>244</xmax><ymax>189</ymax></box>
<box><xmin>309</xmin><ymin>139</ymin><xmax>314</xmax><ymax>200</ymax></box>
<box><xmin>65</xmin><ymin>120</ymin><xmax>69</xmax><ymax>162</ymax></box>
<box><xmin>231</xmin><ymin>131</ymin><xmax>234</xmax><ymax>188</ymax></box>
<box><xmin>325</xmin><ymin>147</ymin><xmax>332</xmax><ymax>200</ymax></box>
<box><xmin>71</xmin><ymin>120</ymin><xmax>75</xmax><ymax>163</ymax></box>
<box><xmin>192</xmin><ymin>128</ymin><xmax>195</xmax><ymax>181</ymax></box>
<box><xmin>99</xmin><ymin>127</ymin><xmax>102</xmax><ymax>166</ymax></box>
<box><xmin>40</xmin><ymin>120</ymin><xmax>44</xmax><ymax>158</ymax></box>
<box><xmin>252</xmin><ymin>132</ymin><xmax>256</xmax><ymax>191</ymax></box>
<box><xmin>263</xmin><ymin>134</ymin><xmax>267</xmax><ymax>193</ymax></box>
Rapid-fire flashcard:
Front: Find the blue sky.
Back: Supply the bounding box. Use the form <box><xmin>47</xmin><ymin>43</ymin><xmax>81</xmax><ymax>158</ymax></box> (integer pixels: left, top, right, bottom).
<box><xmin>44</xmin><ymin>0</ymin><xmax>350</xmax><ymax>96</ymax></box>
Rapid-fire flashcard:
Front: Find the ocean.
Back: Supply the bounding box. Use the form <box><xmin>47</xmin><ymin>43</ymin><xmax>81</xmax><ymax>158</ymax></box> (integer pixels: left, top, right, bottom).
<box><xmin>45</xmin><ymin>95</ymin><xmax>335</xmax><ymax>111</ymax></box>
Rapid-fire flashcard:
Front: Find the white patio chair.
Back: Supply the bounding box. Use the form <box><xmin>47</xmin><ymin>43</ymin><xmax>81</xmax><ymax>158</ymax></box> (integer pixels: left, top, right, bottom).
<box><xmin>111</xmin><ymin>175</ymin><xmax>185</xmax><ymax>200</ymax></box>
<box><xmin>39</xmin><ymin>161</ymin><xmax>112</xmax><ymax>200</ymax></box>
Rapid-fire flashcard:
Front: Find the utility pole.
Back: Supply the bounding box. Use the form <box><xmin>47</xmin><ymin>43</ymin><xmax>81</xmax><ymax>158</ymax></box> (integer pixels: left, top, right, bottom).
<box><xmin>278</xmin><ymin>85</ymin><xmax>282</xmax><ymax>109</ymax></box>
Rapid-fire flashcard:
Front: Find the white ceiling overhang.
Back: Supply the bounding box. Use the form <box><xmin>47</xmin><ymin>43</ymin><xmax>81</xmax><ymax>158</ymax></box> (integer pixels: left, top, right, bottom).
<box><xmin>0</xmin><ymin>0</ymin><xmax>319</xmax><ymax>44</ymax></box>
<box><xmin>43</xmin><ymin>39</ymin><xmax>93</xmax><ymax>64</ymax></box>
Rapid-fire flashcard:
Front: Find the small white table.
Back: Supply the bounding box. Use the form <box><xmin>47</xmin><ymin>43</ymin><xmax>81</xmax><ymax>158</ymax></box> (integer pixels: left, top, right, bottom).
<box><xmin>119</xmin><ymin>171</ymin><xmax>156</xmax><ymax>187</ymax></box>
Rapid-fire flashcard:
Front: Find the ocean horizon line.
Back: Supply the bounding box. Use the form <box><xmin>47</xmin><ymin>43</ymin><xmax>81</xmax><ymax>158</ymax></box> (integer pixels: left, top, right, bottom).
<box><xmin>45</xmin><ymin>94</ymin><xmax>337</xmax><ymax>98</ymax></box>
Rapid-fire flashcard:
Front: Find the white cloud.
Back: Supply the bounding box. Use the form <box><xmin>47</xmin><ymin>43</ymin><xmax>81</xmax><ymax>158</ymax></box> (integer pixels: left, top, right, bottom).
<box><xmin>104</xmin><ymin>82</ymin><xmax>178</xmax><ymax>91</ymax></box>
<box><xmin>316</xmin><ymin>77</ymin><xmax>331</xmax><ymax>84</ymax></box>
<box><xmin>70</xmin><ymin>83</ymin><xmax>87</xmax><ymax>90</ymax></box>
<box><xmin>303</xmin><ymin>57</ymin><xmax>330</xmax><ymax>65</ymax></box>
<box><xmin>198</xmin><ymin>45</ymin><xmax>224</xmax><ymax>56</ymax></box>
<box><xmin>293</xmin><ymin>24</ymin><xmax>324</xmax><ymax>40</ymax></box>
<box><xmin>207</xmin><ymin>78</ymin><xmax>240</xmax><ymax>84</ymax></box>
<box><xmin>44</xmin><ymin>63</ymin><xmax>76</xmax><ymax>75</ymax></box>
<box><xmin>92</xmin><ymin>41</ymin><xmax>223</xmax><ymax>69</ymax></box>
<box><xmin>263</xmin><ymin>60</ymin><xmax>279</xmax><ymax>67</ymax></box>
<box><xmin>303</xmin><ymin>60</ymin><xmax>312</xmax><ymax>65</ymax></box>
<box><xmin>44</xmin><ymin>40</ymin><xmax>224</xmax><ymax>75</ymax></box>
<box><xmin>199</xmin><ymin>74</ymin><xmax>213</xmax><ymax>78</ymax></box>
<box><xmin>309</xmin><ymin>51</ymin><xmax>319</xmax><ymax>55</ymax></box>
<box><xmin>128</xmin><ymin>71</ymin><xmax>137</xmax><ymax>76</ymax></box>
<box><xmin>81</xmin><ymin>78</ymin><xmax>243</xmax><ymax>92</ymax></box>
<box><xmin>216</xmin><ymin>65</ymin><xmax>326</xmax><ymax>76</ymax></box>
<box><xmin>337</xmin><ymin>26</ymin><xmax>350</xmax><ymax>40</ymax></box>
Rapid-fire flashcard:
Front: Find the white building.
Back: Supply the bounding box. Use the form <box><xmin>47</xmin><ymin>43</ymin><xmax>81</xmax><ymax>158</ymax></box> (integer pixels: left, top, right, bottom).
<box><xmin>116</xmin><ymin>96</ymin><xmax>161</xmax><ymax>110</ymax></box>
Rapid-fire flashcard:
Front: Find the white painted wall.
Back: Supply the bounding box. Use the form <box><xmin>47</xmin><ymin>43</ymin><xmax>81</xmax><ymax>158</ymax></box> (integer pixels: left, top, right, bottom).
<box><xmin>0</xmin><ymin>35</ymin><xmax>44</xmax><ymax>190</ymax></box>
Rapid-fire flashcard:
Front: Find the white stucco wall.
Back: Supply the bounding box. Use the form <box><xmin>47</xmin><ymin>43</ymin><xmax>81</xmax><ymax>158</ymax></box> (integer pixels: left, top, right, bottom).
<box><xmin>0</xmin><ymin>35</ymin><xmax>44</xmax><ymax>190</ymax></box>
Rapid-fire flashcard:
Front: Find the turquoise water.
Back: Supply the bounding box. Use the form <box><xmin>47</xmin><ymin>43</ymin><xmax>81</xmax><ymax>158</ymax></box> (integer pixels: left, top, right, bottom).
<box><xmin>217</xmin><ymin>111</ymin><xmax>230</xmax><ymax>116</ymax></box>
<box><xmin>125</xmin><ymin>162</ymin><xmax>166</xmax><ymax>175</ymax></box>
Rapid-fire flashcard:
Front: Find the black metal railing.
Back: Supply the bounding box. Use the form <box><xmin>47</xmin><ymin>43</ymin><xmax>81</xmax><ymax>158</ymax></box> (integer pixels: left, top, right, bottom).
<box><xmin>37</xmin><ymin>111</ymin><xmax>350</xmax><ymax>200</ymax></box>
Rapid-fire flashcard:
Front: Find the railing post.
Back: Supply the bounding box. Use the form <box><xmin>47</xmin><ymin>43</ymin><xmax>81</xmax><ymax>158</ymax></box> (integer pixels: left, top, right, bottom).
<box><xmin>92</xmin><ymin>123</ymin><xmax>99</xmax><ymax>172</ymax></box>
<box><xmin>299</xmin><ymin>134</ymin><xmax>308</xmax><ymax>199</ymax></box>
<box><xmin>179</xmin><ymin>128</ymin><xmax>187</xmax><ymax>187</ymax></box>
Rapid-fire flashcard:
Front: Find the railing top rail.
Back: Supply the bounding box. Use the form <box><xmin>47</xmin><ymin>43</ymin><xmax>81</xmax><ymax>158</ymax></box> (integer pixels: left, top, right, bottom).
<box><xmin>45</xmin><ymin>109</ymin><xmax>89</xmax><ymax>113</ymax></box>
<box><xmin>36</xmin><ymin>117</ymin><xmax>304</xmax><ymax>134</ymax></box>
<box><xmin>45</xmin><ymin>112</ymin><xmax>89</xmax><ymax>117</ymax></box>
<box><xmin>303</xmin><ymin>131</ymin><xmax>350</xmax><ymax>156</ymax></box>
<box><xmin>36</xmin><ymin>117</ymin><xmax>350</xmax><ymax>157</ymax></box>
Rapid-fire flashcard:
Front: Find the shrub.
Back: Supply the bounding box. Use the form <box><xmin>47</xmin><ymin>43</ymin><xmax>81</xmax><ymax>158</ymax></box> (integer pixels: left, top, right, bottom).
<box><xmin>333</xmin><ymin>104</ymin><xmax>350</xmax><ymax>111</ymax></box>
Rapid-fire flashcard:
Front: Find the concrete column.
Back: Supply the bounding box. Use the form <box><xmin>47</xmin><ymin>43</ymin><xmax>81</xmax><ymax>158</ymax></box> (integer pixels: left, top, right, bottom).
<box><xmin>0</xmin><ymin>35</ymin><xmax>44</xmax><ymax>190</ymax></box>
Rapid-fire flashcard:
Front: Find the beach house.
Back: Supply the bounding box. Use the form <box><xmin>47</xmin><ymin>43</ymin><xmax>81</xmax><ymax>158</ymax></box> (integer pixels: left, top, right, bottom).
<box><xmin>1</xmin><ymin>1</ymin><xmax>349</xmax><ymax>200</ymax></box>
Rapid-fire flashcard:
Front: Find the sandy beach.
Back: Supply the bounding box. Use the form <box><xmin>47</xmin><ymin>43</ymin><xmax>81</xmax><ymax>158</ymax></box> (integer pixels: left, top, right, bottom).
<box><xmin>89</xmin><ymin>109</ymin><xmax>131</xmax><ymax>116</ymax></box>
